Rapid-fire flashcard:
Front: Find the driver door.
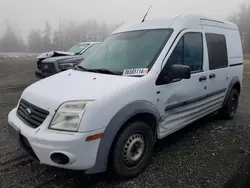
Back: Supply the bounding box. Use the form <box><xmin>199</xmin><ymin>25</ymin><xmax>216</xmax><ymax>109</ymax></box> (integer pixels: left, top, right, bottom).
<box><xmin>156</xmin><ymin>30</ymin><xmax>210</xmax><ymax>138</ymax></box>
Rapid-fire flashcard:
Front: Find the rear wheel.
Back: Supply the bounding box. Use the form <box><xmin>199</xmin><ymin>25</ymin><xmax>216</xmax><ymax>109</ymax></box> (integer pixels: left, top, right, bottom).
<box><xmin>111</xmin><ymin>121</ymin><xmax>154</xmax><ymax>178</ymax></box>
<box><xmin>219</xmin><ymin>89</ymin><xmax>239</xmax><ymax>119</ymax></box>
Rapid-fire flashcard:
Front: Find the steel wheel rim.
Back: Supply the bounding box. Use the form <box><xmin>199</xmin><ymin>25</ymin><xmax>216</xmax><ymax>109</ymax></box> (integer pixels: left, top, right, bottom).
<box><xmin>230</xmin><ymin>93</ymin><xmax>238</xmax><ymax>114</ymax></box>
<box><xmin>123</xmin><ymin>133</ymin><xmax>146</xmax><ymax>168</ymax></box>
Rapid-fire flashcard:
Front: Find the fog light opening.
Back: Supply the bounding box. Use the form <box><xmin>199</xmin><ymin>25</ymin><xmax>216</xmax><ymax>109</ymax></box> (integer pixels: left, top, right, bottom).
<box><xmin>50</xmin><ymin>152</ymin><xmax>70</xmax><ymax>165</ymax></box>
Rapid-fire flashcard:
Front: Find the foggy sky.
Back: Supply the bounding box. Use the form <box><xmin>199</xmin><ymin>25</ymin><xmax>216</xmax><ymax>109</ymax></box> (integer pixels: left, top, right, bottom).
<box><xmin>0</xmin><ymin>0</ymin><xmax>248</xmax><ymax>38</ymax></box>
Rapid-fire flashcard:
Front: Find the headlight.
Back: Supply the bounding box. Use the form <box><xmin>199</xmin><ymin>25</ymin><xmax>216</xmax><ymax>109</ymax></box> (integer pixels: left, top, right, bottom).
<box><xmin>49</xmin><ymin>101</ymin><xmax>93</xmax><ymax>132</ymax></box>
<box><xmin>59</xmin><ymin>63</ymin><xmax>78</xmax><ymax>70</ymax></box>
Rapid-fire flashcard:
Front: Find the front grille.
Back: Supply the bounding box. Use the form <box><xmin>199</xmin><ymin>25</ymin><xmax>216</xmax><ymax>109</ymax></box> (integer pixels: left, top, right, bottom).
<box><xmin>20</xmin><ymin>134</ymin><xmax>40</xmax><ymax>162</ymax></box>
<box><xmin>37</xmin><ymin>59</ymin><xmax>43</xmax><ymax>69</ymax></box>
<box><xmin>17</xmin><ymin>99</ymin><xmax>49</xmax><ymax>128</ymax></box>
<box><xmin>40</xmin><ymin>63</ymin><xmax>55</xmax><ymax>74</ymax></box>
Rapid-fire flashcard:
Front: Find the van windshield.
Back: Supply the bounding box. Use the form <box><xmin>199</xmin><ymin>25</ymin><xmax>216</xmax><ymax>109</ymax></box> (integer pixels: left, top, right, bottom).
<box><xmin>78</xmin><ymin>29</ymin><xmax>173</xmax><ymax>75</ymax></box>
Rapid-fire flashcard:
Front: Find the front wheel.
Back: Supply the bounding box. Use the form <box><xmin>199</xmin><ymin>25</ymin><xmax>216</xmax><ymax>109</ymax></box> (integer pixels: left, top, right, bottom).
<box><xmin>219</xmin><ymin>89</ymin><xmax>239</xmax><ymax>119</ymax></box>
<box><xmin>111</xmin><ymin>121</ymin><xmax>155</xmax><ymax>178</ymax></box>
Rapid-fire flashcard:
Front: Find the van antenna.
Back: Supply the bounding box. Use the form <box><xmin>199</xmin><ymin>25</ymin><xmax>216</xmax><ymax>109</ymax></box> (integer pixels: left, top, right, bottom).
<box><xmin>141</xmin><ymin>5</ymin><xmax>152</xmax><ymax>23</ymax></box>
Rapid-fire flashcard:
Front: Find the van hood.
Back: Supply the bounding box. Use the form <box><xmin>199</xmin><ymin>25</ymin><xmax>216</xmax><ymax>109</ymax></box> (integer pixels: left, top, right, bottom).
<box><xmin>21</xmin><ymin>69</ymin><xmax>138</xmax><ymax>114</ymax></box>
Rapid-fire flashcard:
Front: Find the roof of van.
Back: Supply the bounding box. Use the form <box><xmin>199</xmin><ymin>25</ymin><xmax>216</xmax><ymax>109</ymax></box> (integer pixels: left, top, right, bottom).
<box><xmin>112</xmin><ymin>14</ymin><xmax>238</xmax><ymax>34</ymax></box>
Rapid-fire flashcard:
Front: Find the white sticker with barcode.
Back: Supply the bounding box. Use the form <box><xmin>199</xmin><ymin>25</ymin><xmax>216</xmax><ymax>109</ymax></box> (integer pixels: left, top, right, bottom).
<box><xmin>123</xmin><ymin>68</ymin><xmax>148</xmax><ymax>76</ymax></box>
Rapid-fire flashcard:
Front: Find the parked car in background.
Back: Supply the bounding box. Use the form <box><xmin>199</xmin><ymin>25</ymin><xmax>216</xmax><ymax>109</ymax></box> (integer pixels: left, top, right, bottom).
<box><xmin>36</xmin><ymin>42</ymin><xmax>93</xmax><ymax>63</ymax></box>
<box><xmin>35</xmin><ymin>42</ymin><xmax>100</xmax><ymax>78</ymax></box>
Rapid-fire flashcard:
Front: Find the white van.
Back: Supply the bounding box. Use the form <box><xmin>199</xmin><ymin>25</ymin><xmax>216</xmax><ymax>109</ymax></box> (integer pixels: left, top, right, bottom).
<box><xmin>8</xmin><ymin>14</ymin><xmax>243</xmax><ymax>178</ymax></box>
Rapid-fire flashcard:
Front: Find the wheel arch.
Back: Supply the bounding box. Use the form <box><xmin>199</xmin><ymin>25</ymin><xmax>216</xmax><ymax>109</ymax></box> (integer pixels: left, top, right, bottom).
<box><xmin>85</xmin><ymin>100</ymin><xmax>160</xmax><ymax>174</ymax></box>
<box><xmin>223</xmin><ymin>76</ymin><xmax>241</xmax><ymax>107</ymax></box>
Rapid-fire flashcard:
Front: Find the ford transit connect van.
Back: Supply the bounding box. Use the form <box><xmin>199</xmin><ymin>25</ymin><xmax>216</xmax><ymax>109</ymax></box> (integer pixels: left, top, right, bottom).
<box><xmin>8</xmin><ymin>14</ymin><xmax>243</xmax><ymax>178</ymax></box>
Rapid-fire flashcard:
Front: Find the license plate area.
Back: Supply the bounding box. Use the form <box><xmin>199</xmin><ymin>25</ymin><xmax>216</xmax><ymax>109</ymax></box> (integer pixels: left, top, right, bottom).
<box><xmin>8</xmin><ymin>124</ymin><xmax>40</xmax><ymax>162</ymax></box>
<box><xmin>20</xmin><ymin>134</ymin><xmax>40</xmax><ymax>162</ymax></box>
<box><xmin>8</xmin><ymin>124</ymin><xmax>20</xmax><ymax>140</ymax></box>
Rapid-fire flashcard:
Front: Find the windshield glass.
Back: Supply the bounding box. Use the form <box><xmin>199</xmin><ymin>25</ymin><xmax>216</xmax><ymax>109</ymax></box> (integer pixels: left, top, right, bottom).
<box><xmin>68</xmin><ymin>43</ymin><xmax>89</xmax><ymax>53</ymax></box>
<box><xmin>80</xmin><ymin>43</ymin><xmax>100</xmax><ymax>58</ymax></box>
<box><xmin>79</xmin><ymin>29</ymin><xmax>172</xmax><ymax>74</ymax></box>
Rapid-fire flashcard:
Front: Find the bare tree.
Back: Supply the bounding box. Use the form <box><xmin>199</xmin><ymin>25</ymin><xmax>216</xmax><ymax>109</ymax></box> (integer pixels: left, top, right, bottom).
<box><xmin>42</xmin><ymin>21</ymin><xmax>52</xmax><ymax>51</ymax></box>
<box><xmin>0</xmin><ymin>19</ymin><xmax>27</xmax><ymax>52</ymax></box>
<box><xmin>27</xmin><ymin>19</ymin><xmax>121</xmax><ymax>52</ymax></box>
<box><xmin>229</xmin><ymin>3</ymin><xmax>250</xmax><ymax>54</ymax></box>
<box><xmin>27</xmin><ymin>29</ymin><xmax>43</xmax><ymax>53</ymax></box>
<box><xmin>0</xmin><ymin>18</ymin><xmax>122</xmax><ymax>53</ymax></box>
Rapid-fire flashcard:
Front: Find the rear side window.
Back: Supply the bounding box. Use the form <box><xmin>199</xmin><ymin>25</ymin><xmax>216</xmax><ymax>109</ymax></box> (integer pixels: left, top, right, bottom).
<box><xmin>206</xmin><ymin>33</ymin><xmax>228</xmax><ymax>70</ymax></box>
<box><xmin>167</xmin><ymin>33</ymin><xmax>203</xmax><ymax>72</ymax></box>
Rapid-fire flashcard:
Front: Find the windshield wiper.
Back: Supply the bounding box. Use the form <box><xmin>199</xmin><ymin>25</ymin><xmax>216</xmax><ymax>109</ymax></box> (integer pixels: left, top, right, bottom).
<box><xmin>74</xmin><ymin>51</ymin><xmax>82</xmax><ymax>55</ymax></box>
<box><xmin>91</xmin><ymin>68</ymin><xmax>121</xmax><ymax>75</ymax></box>
<box><xmin>74</xmin><ymin>65</ymin><xmax>87</xmax><ymax>71</ymax></box>
<box><xmin>74</xmin><ymin>65</ymin><xmax>99</xmax><ymax>73</ymax></box>
<box><xmin>75</xmin><ymin>66</ymin><xmax>120</xmax><ymax>75</ymax></box>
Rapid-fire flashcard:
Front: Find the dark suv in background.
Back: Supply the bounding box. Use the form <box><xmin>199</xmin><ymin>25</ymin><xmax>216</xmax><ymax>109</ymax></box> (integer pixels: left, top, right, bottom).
<box><xmin>35</xmin><ymin>42</ymin><xmax>100</xmax><ymax>78</ymax></box>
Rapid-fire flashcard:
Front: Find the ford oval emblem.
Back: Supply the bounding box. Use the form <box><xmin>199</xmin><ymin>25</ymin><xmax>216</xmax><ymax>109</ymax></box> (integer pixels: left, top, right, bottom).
<box><xmin>24</xmin><ymin>108</ymin><xmax>32</xmax><ymax>116</ymax></box>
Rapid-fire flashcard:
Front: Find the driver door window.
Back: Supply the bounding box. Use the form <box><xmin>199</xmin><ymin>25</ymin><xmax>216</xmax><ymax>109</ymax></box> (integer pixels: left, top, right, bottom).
<box><xmin>167</xmin><ymin>33</ymin><xmax>203</xmax><ymax>72</ymax></box>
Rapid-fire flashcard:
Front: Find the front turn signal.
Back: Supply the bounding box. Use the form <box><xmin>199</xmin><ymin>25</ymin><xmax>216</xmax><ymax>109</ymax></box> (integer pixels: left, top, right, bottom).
<box><xmin>86</xmin><ymin>133</ymin><xmax>104</xmax><ymax>142</ymax></box>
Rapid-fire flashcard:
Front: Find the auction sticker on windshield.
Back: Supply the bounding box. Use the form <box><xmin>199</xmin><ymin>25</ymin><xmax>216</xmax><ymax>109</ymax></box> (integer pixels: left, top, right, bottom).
<box><xmin>123</xmin><ymin>68</ymin><xmax>148</xmax><ymax>76</ymax></box>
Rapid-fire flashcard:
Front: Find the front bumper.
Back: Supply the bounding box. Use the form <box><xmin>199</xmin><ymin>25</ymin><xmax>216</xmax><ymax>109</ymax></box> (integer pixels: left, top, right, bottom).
<box><xmin>8</xmin><ymin>108</ymin><xmax>103</xmax><ymax>170</ymax></box>
<box><xmin>35</xmin><ymin>70</ymin><xmax>54</xmax><ymax>79</ymax></box>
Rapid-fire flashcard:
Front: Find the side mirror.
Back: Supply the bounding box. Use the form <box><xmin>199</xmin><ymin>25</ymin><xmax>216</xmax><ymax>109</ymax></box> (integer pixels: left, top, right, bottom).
<box><xmin>156</xmin><ymin>64</ymin><xmax>191</xmax><ymax>85</ymax></box>
<box><xmin>169</xmin><ymin>64</ymin><xmax>191</xmax><ymax>80</ymax></box>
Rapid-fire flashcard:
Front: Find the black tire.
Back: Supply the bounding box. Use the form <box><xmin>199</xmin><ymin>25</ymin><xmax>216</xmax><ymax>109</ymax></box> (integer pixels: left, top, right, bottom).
<box><xmin>219</xmin><ymin>89</ymin><xmax>239</xmax><ymax>119</ymax></box>
<box><xmin>111</xmin><ymin>121</ymin><xmax>155</xmax><ymax>179</ymax></box>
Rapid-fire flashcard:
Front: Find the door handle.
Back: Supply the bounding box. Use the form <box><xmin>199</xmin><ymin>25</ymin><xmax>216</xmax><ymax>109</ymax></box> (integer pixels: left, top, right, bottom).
<box><xmin>209</xmin><ymin>73</ymin><xmax>216</xmax><ymax>79</ymax></box>
<box><xmin>199</xmin><ymin>76</ymin><xmax>207</xmax><ymax>82</ymax></box>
